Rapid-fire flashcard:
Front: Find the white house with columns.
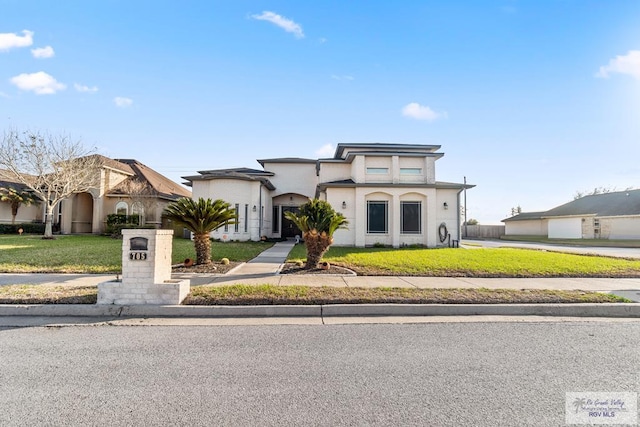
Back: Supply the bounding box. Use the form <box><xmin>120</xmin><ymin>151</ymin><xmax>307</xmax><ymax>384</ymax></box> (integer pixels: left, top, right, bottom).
<box><xmin>183</xmin><ymin>143</ymin><xmax>472</xmax><ymax>248</ymax></box>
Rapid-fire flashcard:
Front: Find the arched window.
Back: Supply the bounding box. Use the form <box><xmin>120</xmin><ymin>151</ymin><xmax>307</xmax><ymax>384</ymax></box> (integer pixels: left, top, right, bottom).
<box><xmin>115</xmin><ymin>201</ymin><xmax>128</xmax><ymax>216</ymax></box>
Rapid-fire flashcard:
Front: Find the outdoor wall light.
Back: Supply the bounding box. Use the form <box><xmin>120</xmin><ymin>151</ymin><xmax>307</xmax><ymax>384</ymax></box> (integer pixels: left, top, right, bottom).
<box><xmin>443</xmin><ymin>202</ymin><xmax>449</xmax><ymax>210</ymax></box>
<box><xmin>342</xmin><ymin>201</ymin><xmax>347</xmax><ymax>209</ymax></box>
<box><xmin>252</xmin><ymin>205</ymin><xmax>257</xmax><ymax>212</ymax></box>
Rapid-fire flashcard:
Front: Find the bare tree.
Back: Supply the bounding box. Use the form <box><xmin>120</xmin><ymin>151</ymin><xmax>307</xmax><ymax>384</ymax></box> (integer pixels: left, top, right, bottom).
<box><xmin>573</xmin><ymin>186</ymin><xmax>617</xmax><ymax>200</ymax></box>
<box><xmin>0</xmin><ymin>129</ymin><xmax>103</xmax><ymax>238</ymax></box>
<box><xmin>117</xmin><ymin>178</ymin><xmax>159</xmax><ymax>226</ymax></box>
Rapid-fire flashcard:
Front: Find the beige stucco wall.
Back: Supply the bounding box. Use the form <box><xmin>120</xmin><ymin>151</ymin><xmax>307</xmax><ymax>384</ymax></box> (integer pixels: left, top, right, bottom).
<box><xmin>324</xmin><ymin>186</ymin><xmax>453</xmax><ymax>248</ymax></box>
<box><xmin>364</xmin><ymin>156</ymin><xmax>392</xmax><ymax>183</ymax></box>
<box><xmin>318</xmin><ymin>162</ymin><xmax>351</xmax><ymax>183</ymax></box>
<box><xmin>0</xmin><ymin>202</ymin><xmax>42</xmax><ymax>225</ymax></box>
<box><xmin>192</xmin><ymin>178</ymin><xmax>269</xmax><ymax>241</ymax></box>
<box><xmin>504</xmin><ymin>219</ymin><xmax>548</xmax><ymax>236</ymax></box>
<box><xmin>600</xmin><ymin>216</ymin><xmax>640</xmax><ymax>240</ymax></box>
<box><xmin>261</xmin><ymin>162</ymin><xmax>317</xmax><ymax>199</ymax></box>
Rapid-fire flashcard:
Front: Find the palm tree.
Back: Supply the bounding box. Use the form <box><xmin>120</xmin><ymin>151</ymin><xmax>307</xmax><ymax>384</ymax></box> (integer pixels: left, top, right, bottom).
<box><xmin>0</xmin><ymin>186</ymin><xmax>40</xmax><ymax>224</ymax></box>
<box><xmin>285</xmin><ymin>199</ymin><xmax>348</xmax><ymax>269</ymax></box>
<box><xmin>164</xmin><ymin>198</ymin><xmax>237</xmax><ymax>265</ymax></box>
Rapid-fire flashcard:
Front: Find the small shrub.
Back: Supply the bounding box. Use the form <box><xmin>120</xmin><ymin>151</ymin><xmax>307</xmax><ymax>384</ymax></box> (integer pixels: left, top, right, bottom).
<box><xmin>372</xmin><ymin>242</ymin><xmax>387</xmax><ymax>248</ymax></box>
<box><xmin>220</xmin><ymin>258</ymin><xmax>230</xmax><ymax>265</ymax></box>
<box><xmin>0</xmin><ymin>223</ymin><xmax>46</xmax><ymax>234</ymax></box>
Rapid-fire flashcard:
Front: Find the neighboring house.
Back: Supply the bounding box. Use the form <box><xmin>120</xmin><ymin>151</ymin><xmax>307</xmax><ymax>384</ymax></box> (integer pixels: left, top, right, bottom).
<box><xmin>184</xmin><ymin>143</ymin><xmax>472</xmax><ymax>247</ymax></box>
<box><xmin>503</xmin><ymin>189</ymin><xmax>640</xmax><ymax>239</ymax></box>
<box><xmin>0</xmin><ymin>170</ymin><xmax>42</xmax><ymax>224</ymax></box>
<box><xmin>2</xmin><ymin>157</ymin><xmax>191</xmax><ymax>234</ymax></box>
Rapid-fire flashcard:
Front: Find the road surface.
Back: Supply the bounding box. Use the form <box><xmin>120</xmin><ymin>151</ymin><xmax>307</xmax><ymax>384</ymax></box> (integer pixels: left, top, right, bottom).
<box><xmin>1</xmin><ymin>320</ymin><xmax>639</xmax><ymax>426</ymax></box>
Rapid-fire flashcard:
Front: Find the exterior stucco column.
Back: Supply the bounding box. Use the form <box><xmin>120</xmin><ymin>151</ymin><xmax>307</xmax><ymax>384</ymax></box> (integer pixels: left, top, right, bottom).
<box><xmin>391</xmin><ymin>193</ymin><xmax>400</xmax><ymax>248</ymax></box>
<box><xmin>426</xmin><ymin>190</ymin><xmax>438</xmax><ymax>247</ymax></box>
<box><xmin>92</xmin><ymin>194</ymin><xmax>103</xmax><ymax>234</ymax></box>
<box><xmin>392</xmin><ymin>156</ymin><xmax>399</xmax><ymax>184</ymax></box>
<box><xmin>355</xmin><ymin>187</ymin><xmax>366</xmax><ymax>247</ymax></box>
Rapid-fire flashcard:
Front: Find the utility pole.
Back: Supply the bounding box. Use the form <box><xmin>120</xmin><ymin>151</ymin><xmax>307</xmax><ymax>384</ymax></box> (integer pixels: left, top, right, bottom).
<box><xmin>463</xmin><ymin>176</ymin><xmax>468</xmax><ymax>238</ymax></box>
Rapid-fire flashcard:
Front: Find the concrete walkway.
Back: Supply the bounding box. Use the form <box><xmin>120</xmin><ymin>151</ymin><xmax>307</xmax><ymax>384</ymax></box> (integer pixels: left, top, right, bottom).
<box><xmin>223</xmin><ymin>240</ymin><xmax>295</xmax><ymax>277</ymax></box>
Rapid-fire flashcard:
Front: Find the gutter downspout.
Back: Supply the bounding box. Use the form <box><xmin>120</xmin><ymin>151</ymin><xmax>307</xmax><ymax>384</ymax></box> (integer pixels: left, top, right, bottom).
<box><xmin>258</xmin><ymin>181</ymin><xmax>263</xmax><ymax>239</ymax></box>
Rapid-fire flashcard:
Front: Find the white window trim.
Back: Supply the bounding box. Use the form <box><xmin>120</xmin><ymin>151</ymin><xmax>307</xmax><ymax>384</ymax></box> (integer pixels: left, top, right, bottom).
<box><xmin>400</xmin><ymin>201</ymin><xmax>422</xmax><ymax>234</ymax></box>
<box><xmin>367</xmin><ymin>200</ymin><xmax>388</xmax><ymax>234</ymax></box>
<box><xmin>366</xmin><ymin>167</ymin><xmax>389</xmax><ymax>175</ymax></box>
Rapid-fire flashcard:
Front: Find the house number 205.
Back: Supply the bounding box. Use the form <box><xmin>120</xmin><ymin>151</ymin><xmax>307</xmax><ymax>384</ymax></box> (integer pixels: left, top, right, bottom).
<box><xmin>129</xmin><ymin>252</ymin><xmax>148</xmax><ymax>261</ymax></box>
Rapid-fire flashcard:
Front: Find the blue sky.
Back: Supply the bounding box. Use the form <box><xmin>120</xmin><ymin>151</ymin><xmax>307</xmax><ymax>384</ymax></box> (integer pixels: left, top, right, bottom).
<box><xmin>2</xmin><ymin>1</ymin><xmax>639</xmax><ymax>224</ymax></box>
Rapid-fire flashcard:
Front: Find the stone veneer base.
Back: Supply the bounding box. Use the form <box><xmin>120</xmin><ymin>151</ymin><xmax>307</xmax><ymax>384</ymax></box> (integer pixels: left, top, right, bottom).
<box><xmin>97</xmin><ymin>279</ymin><xmax>190</xmax><ymax>305</ymax></box>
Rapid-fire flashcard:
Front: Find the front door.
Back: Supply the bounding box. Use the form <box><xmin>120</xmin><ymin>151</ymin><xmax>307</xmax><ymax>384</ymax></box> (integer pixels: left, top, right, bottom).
<box><xmin>281</xmin><ymin>206</ymin><xmax>301</xmax><ymax>239</ymax></box>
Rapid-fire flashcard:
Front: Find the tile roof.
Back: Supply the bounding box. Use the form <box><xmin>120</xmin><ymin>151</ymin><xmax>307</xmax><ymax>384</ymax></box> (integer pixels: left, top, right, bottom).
<box><xmin>110</xmin><ymin>159</ymin><xmax>191</xmax><ymax>200</ymax></box>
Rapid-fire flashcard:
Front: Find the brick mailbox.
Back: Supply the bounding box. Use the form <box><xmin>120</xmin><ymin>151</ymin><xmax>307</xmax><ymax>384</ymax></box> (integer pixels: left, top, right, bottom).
<box><xmin>97</xmin><ymin>229</ymin><xmax>190</xmax><ymax>305</ymax></box>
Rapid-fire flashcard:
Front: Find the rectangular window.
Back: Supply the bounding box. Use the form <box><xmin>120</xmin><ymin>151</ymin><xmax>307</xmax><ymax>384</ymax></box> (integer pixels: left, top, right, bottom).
<box><xmin>272</xmin><ymin>206</ymin><xmax>279</xmax><ymax>233</ymax></box>
<box><xmin>401</xmin><ymin>201</ymin><xmax>422</xmax><ymax>234</ymax></box>
<box><xmin>244</xmin><ymin>204</ymin><xmax>248</xmax><ymax>232</ymax></box>
<box><xmin>366</xmin><ymin>167</ymin><xmax>389</xmax><ymax>174</ymax></box>
<box><xmin>234</xmin><ymin>204</ymin><xmax>239</xmax><ymax>232</ymax></box>
<box><xmin>400</xmin><ymin>168</ymin><xmax>422</xmax><ymax>175</ymax></box>
<box><xmin>367</xmin><ymin>201</ymin><xmax>388</xmax><ymax>233</ymax></box>
<box><xmin>593</xmin><ymin>218</ymin><xmax>600</xmax><ymax>228</ymax></box>
<box><xmin>224</xmin><ymin>222</ymin><xmax>228</xmax><ymax>232</ymax></box>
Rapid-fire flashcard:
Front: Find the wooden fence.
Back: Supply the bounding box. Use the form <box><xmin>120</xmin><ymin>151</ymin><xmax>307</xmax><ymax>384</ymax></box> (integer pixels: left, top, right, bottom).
<box><xmin>462</xmin><ymin>225</ymin><xmax>505</xmax><ymax>239</ymax></box>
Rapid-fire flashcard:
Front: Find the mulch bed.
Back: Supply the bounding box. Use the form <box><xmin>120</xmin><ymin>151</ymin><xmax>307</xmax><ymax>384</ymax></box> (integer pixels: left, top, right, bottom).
<box><xmin>172</xmin><ymin>261</ymin><xmax>240</xmax><ymax>274</ymax></box>
<box><xmin>279</xmin><ymin>262</ymin><xmax>355</xmax><ymax>275</ymax></box>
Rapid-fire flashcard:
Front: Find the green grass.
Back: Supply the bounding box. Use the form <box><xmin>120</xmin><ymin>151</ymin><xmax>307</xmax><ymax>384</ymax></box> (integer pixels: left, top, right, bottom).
<box><xmin>0</xmin><ymin>283</ymin><xmax>629</xmax><ymax>304</ymax></box>
<box><xmin>184</xmin><ymin>285</ymin><xmax>631</xmax><ymax>304</ymax></box>
<box><xmin>287</xmin><ymin>245</ymin><xmax>640</xmax><ymax>277</ymax></box>
<box><xmin>0</xmin><ymin>235</ymin><xmax>273</xmax><ymax>273</ymax></box>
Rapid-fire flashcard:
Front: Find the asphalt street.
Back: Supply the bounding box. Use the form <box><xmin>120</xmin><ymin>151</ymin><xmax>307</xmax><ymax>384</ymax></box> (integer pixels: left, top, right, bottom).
<box><xmin>463</xmin><ymin>239</ymin><xmax>640</xmax><ymax>259</ymax></box>
<box><xmin>1</xmin><ymin>321</ymin><xmax>639</xmax><ymax>426</ymax></box>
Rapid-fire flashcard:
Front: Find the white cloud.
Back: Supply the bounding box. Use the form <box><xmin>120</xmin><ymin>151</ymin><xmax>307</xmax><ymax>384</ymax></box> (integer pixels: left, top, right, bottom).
<box><xmin>74</xmin><ymin>83</ymin><xmax>98</xmax><ymax>93</ymax></box>
<box><xmin>331</xmin><ymin>74</ymin><xmax>354</xmax><ymax>81</ymax></box>
<box><xmin>596</xmin><ymin>50</ymin><xmax>640</xmax><ymax>80</ymax></box>
<box><xmin>10</xmin><ymin>71</ymin><xmax>66</xmax><ymax>95</ymax></box>
<box><xmin>31</xmin><ymin>45</ymin><xmax>55</xmax><ymax>58</ymax></box>
<box><xmin>251</xmin><ymin>11</ymin><xmax>304</xmax><ymax>38</ymax></box>
<box><xmin>0</xmin><ymin>30</ymin><xmax>34</xmax><ymax>51</ymax></box>
<box><xmin>315</xmin><ymin>143</ymin><xmax>335</xmax><ymax>158</ymax></box>
<box><xmin>401</xmin><ymin>102</ymin><xmax>447</xmax><ymax>121</ymax></box>
<box><xmin>114</xmin><ymin>97</ymin><xmax>133</xmax><ymax>108</ymax></box>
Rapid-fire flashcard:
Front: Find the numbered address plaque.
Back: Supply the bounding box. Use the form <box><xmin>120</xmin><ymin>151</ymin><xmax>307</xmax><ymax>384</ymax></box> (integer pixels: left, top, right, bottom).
<box><xmin>129</xmin><ymin>251</ymin><xmax>148</xmax><ymax>261</ymax></box>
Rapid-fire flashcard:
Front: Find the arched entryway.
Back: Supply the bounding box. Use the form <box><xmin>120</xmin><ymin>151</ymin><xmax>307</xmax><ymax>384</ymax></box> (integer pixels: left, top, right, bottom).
<box><xmin>272</xmin><ymin>193</ymin><xmax>308</xmax><ymax>239</ymax></box>
<box><xmin>71</xmin><ymin>192</ymin><xmax>93</xmax><ymax>233</ymax></box>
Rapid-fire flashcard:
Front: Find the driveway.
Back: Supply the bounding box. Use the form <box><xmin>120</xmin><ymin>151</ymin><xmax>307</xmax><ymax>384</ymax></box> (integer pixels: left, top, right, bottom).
<box><xmin>462</xmin><ymin>239</ymin><xmax>640</xmax><ymax>259</ymax></box>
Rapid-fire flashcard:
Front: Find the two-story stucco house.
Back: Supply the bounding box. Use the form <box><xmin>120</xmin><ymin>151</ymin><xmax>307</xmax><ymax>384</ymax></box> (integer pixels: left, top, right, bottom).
<box><xmin>184</xmin><ymin>143</ymin><xmax>472</xmax><ymax>247</ymax></box>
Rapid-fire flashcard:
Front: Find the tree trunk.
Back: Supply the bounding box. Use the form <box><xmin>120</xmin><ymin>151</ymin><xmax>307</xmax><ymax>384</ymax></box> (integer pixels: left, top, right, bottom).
<box><xmin>304</xmin><ymin>233</ymin><xmax>331</xmax><ymax>269</ymax></box>
<box><xmin>44</xmin><ymin>203</ymin><xmax>54</xmax><ymax>239</ymax></box>
<box><xmin>193</xmin><ymin>233</ymin><xmax>212</xmax><ymax>265</ymax></box>
<box><xmin>11</xmin><ymin>202</ymin><xmax>19</xmax><ymax>224</ymax></box>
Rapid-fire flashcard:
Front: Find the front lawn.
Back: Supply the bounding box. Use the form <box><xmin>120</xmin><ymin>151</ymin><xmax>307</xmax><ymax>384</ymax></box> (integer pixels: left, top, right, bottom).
<box><xmin>0</xmin><ymin>284</ymin><xmax>629</xmax><ymax>304</ymax></box>
<box><xmin>287</xmin><ymin>245</ymin><xmax>640</xmax><ymax>277</ymax></box>
<box><xmin>0</xmin><ymin>235</ymin><xmax>272</xmax><ymax>273</ymax></box>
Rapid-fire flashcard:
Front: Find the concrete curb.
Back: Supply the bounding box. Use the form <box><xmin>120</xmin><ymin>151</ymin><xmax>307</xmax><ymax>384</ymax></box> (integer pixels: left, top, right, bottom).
<box><xmin>0</xmin><ymin>303</ymin><xmax>639</xmax><ymax>318</ymax></box>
